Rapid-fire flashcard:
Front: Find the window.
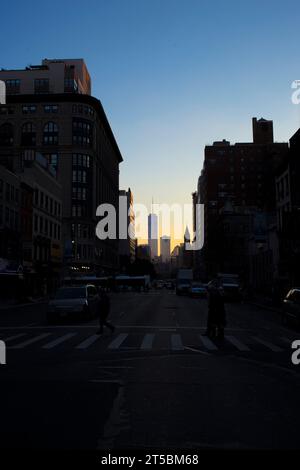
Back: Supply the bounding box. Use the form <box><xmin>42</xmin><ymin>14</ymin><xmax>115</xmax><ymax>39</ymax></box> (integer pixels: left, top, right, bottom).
<box><xmin>5</xmin><ymin>79</ymin><xmax>20</xmax><ymax>94</ymax></box>
<box><xmin>72</xmin><ymin>153</ymin><xmax>91</xmax><ymax>168</ymax></box>
<box><xmin>0</xmin><ymin>106</ymin><xmax>14</xmax><ymax>115</ymax></box>
<box><xmin>84</xmin><ymin>106</ymin><xmax>94</xmax><ymax>117</ymax></box>
<box><xmin>72</xmin><ymin>170</ymin><xmax>87</xmax><ymax>183</ymax></box>
<box><xmin>34</xmin><ymin>78</ymin><xmax>49</xmax><ymax>94</ymax></box>
<box><xmin>45</xmin><ymin>153</ymin><xmax>58</xmax><ymax>172</ymax></box>
<box><xmin>44</xmin><ymin>104</ymin><xmax>58</xmax><ymax>113</ymax></box>
<box><xmin>72</xmin><ymin>204</ymin><xmax>87</xmax><ymax>217</ymax></box>
<box><xmin>72</xmin><ymin>187</ymin><xmax>87</xmax><ymax>200</ymax></box>
<box><xmin>34</xmin><ymin>214</ymin><xmax>38</xmax><ymax>232</ymax></box>
<box><xmin>43</xmin><ymin>122</ymin><xmax>58</xmax><ymax>145</ymax></box>
<box><xmin>64</xmin><ymin>79</ymin><xmax>78</xmax><ymax>93</ymax></box>
<box><xmin>40</xmin><ymin>191</ymin><xmax>44</xmax><ymax>207</ymax></box>
<box><xmin>22</xmin><ymin>105</ymin><xmax>36</xmax><ymax>114</ymax></box>
<box><xmin>21</xmin><ymin>122</ymin><xmax>36</xmax><ymax>146</ymax></box>
<box><xmin>72</xmin><ymin>119</ymin><xmax>93</xmax><ymax>147</ymax></box>
<box><xmin>0</xmin><ymin>123</ymin><xmax>14</xmax><ymax>146</ymax></box>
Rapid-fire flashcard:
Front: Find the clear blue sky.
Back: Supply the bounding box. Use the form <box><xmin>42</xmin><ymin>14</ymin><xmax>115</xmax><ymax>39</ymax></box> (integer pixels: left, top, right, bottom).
<box><xmin>1</xmin><ymin>0</ymin><xmax>300</xmax><ymax>229</ymax></box>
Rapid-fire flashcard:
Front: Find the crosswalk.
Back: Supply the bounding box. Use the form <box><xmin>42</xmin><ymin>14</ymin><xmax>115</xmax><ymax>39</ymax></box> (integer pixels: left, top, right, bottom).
<box><xmin>1</xmin><ymin>330</ymin><xmax>295</xmax><ymax>355</ymax></box>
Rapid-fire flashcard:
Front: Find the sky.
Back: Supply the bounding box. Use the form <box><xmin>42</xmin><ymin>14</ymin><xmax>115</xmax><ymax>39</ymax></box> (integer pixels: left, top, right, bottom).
<box><xmin>1</xmin><ymin>0</ymin><xmax>300</xmax><ymax>248</ymax></box>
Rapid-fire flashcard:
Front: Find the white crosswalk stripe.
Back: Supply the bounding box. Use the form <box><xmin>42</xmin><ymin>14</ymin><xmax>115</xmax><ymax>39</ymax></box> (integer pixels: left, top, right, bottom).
<box><xmin>171</xmin><ymin>334</ymin><xmax>184</xmax><ymax>351</ymax></box>
<box><xmin>76</xmin><ymin>334</ymin><xmax>100</xmax><ymax>349</ymax></box>
<box><xmin>108</xmin><ymin>333</ymin><xmax>128</xmax><ymax>350</ymax></box>
<box><xmin>252</xmin><ymin>337</ymin><xmax>283</xmax><ymax>352</ymax></box>
<box><xmin>3</xmin><ymin>333</ymin><xmax>27</xmax><ymax>343</ymax></box>
<box><xmin>43</xmin><ymin>333</ymin><xmax>77</xmax><ymax>349</ymax></box>
<box><xmin>11</xmin><ymin>333</ymin><xmax>51</xmax><ymax>349</ymax></box>
<box><xmin>225</xmin><ymin>335</ymin><xmax>250</xmax><ymax>351</ymax></box>
<box><xmin>199</xmin><ymin>334</ymin><xmax>218</xmax><ymax>351</ymax></box>
<box><xmin>140</xmin><ymin>334</ymin><xmax>155</xmax><ymax>350</ymax></box>
<box><xmin>2</xmin><ymin>329</ymin><xmax>289</xmax><ymax>354</ymax></box>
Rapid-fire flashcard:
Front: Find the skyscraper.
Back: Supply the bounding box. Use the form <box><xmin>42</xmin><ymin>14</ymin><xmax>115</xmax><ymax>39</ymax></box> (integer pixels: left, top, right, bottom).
<box><xmin>148</xmin><ymin>213</ymin><xmax>158</xmax><ymax>260</ymax></box>
<box><xmin>160</xmin><ymin>236</ymin><xmax>171</xmax><ymax>263</ymax></box>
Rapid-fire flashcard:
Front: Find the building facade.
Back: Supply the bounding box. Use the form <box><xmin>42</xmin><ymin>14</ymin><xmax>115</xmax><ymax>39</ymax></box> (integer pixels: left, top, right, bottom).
<box><xmin>0</xmin><ymin>59</ymin><xmax>123</xmax><ymax>277</ymax></box>
<box><xmin>119</xmin><ymin>188</ymin><xmax>136</xmax><ymax>264</ymax></box>
<box><xmin>198</xmin><ymin>117</ymin><xmax>288</xmax><ymax>279</ymax></box>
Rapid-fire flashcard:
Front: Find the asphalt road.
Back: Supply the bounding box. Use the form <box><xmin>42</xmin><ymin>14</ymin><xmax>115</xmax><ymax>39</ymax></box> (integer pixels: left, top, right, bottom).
<box><xmin>0</xmin><ymin>290</ymin><xmax>300</xmax><ymax>450</ymax></box>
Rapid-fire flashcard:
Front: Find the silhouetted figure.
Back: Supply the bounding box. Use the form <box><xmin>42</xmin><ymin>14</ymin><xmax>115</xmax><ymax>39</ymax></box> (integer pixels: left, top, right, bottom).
<box><xmin>97</xmin><ymin>290</ymin><xmax>115</xmax><ymax>335</ymax></box>
<box><xmin>205</xmin><ymin>280</ymin><xmax>226</xmax><ymax>339</ymax></box>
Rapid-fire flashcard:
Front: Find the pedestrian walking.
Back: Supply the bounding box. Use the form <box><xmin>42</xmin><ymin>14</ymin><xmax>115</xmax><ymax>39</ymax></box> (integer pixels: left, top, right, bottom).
<box><xmin>97</xmin><ymin>289</ymin><xmax>115</xmax><ymax>335</ymax></box>
<box><xmin>205</xmin><ymin>279</ymin><xmax>226</xmax><ymax>339</ymax></box>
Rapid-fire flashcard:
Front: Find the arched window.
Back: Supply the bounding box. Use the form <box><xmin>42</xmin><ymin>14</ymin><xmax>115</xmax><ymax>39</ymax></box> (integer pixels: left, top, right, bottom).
<box><xmin>0</xmin><ymin>123</ymin><xmax>14</xmax><ymax>146</ymax></box>
<box><xmin>43</xmin><ymin>122</ymin><xmax>58</xmax><ymax>145</ymax></box>
<box><xmin>21</xmin><ymin>122</ymin><xmax>36</xmax><ymax>146</ymax></box>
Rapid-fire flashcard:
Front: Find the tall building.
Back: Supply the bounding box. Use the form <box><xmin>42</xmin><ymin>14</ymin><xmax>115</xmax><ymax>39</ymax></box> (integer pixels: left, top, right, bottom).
<box><xmin>160</xmin><ymin>236</ymin><xmax>171</xmax><ymax>263</ymax></box>
<box><xmin>119</xmin><ymin>188</ymin><xmax>136</xmax><ymax>263</ymax></box>
<box><xmin>0</xmin><ymin>58</ymin><xmax>123</xmax><ymax>275</ymax></box>
<box><xmin>199</xmin><ymin>117</ymin><xmax>288</xmax><ymax>278</ymax></box>
<box><xmin>148</xmin><ymin>213</ymin><xmax>158</xmax><ymax>259</ymax></box>
<box><xmin>275</xmin><ymin>128</ymin><xmax>300</xmax><ymax>288</ymax></box>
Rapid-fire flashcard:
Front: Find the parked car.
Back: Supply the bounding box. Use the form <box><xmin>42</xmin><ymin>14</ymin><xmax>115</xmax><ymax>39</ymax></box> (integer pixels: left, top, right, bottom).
<box><xmin>46</xmin><ymin>285</ymin><xmax>99</xmax><ymax>323</ymax></box>
<box><xmin>189</xmin><ymin>282</ymin><xmax>207</xmax><ymax>298</ymax></box>
<box><xmin>282</xmin><ymin>288</ymin><xmax>300</xmax><ymax>326</ymax></box>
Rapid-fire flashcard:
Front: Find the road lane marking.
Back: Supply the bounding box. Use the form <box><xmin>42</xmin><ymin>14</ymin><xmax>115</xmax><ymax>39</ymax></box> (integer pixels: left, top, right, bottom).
<box><xmin>42</xmin><ymin>333</ymin><xmax>77</xmax><ymax>349</ymax></box>
<box><xmin>199</xmin><ymin>335</ymin><xmax>218</xmax><ymax>351</ymax></box>
<box><xmin>140</xmin><ymin>334</ymin><xmax>155</xmax><ymax>350</ymax></box>
<box><xmin>252</xmin><ymin>337</ymin><xmax>283</xmax><ymax>352</ymax></box>
<box><xmin>225</xmin><ymin>335</ymin><xmax>250</xmax><ymax>351</ymax></box>
<box><xmin>3</xmin><ymin>333</ymin><xmax>27</xmax><ymax>342</ymax></box>
<box><xmin>108</xmin><ymin>333</ymin><xmax>128</xmax><ymax>350</ymax></box>
<box><xmin>171</xmin><ymin>334</ymin><xmax>184</xmax><ymax>351</ymax></box>
<box><xmin>11</xmin><ymin>333</ymin><xmax>51</xmax><ymax>349</ymax></box>
<box><xmin>76</xmin><ymin>334</ymin><xmax>100</xmax><ymax>349</ymax></box>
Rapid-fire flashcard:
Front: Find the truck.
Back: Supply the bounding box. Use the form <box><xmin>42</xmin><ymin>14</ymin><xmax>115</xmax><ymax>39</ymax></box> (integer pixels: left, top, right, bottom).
<box><xmin>176</xmin><ymin>269</ymin><xmax>193</xmax><ymax>295</ymax></box>
<box><xmin>217</xmin><ymin>273</ymin><xmax>241</xmax><ymax>301</ymax></box>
